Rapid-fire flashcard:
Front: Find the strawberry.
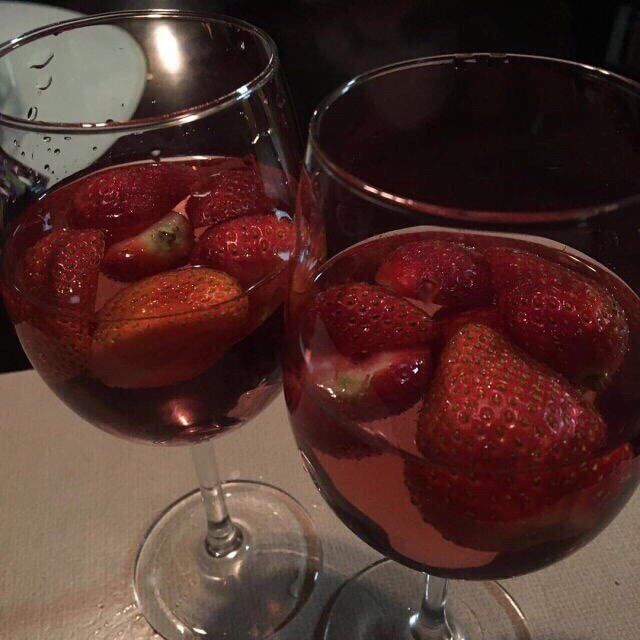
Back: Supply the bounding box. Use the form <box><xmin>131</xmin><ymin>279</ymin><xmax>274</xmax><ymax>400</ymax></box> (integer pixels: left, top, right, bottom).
<box><xmin>485</xmin><ymin>247</ymin><xmax>563</xmax><ymax>293</ymax></box>
<box><xmin>191</xmin><ymin>213</ymin><xmax>294</xmax><ymax>288</ymax></box>
<box><xmin>376</xmin><ymin>240</ymin><xmax>492</xmax><ymax>310</ymax></box>
<box><xmin>90</xmin><ymin>268</ymin><xmax>248</xmax><ymax>388</ymax></box>
<box><xmin>488</xmin><ymin>249</ymin><xmax>629</xmax><ymax>384</ymax></box>
<box><xmin>102</xmin><ymin>211</ymin><xmax>194</xmax><ymax>282</ymax></box>
<box><xmin>308</xmin><ymin>283</ymin><xmax>434</xmax><ymax>359</ymax></box>
<box><xmin>434</xmin><ymin>306</ymin><xmax>501</xmax><ymax>351</ymax></box>
<box><xmin>22</xmin><ymin>229</ymin><xmax>105</xmax><ymax>311</ymax></box>
<box><xmin>404</xmin><ymin>443</ymin><xmax>634</xmax><ymax>552</ymax></box>
<box><xmin>310</xmin><ymin>347</ymin><xmax>433</xmax><ymax>421</ymax></box>
<box><xmin>417</xmin><ymin>324</ymin><xmax>607</xmax><ymax>471</ymax></box>
<box><xmin>186</xmin><ymin>157</ymin><xmax>273</xmax><ymax>228</ymax></box>
<box><xmin>68</xmin><ymin>163</ymin><xmax>188</xmax><ymax>244</ymax></box>
<box><xmin>11</xmin><ymin>229</ymin><xmax>104</xmax><ymax>382</ymax></box>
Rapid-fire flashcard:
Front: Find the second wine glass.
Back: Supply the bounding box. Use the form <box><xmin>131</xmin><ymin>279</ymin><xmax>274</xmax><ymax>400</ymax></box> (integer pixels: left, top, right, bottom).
<box><xmin>285</xmin><ymin>53</ymin><xmax>640</xmax><ymax>639</ymax></box>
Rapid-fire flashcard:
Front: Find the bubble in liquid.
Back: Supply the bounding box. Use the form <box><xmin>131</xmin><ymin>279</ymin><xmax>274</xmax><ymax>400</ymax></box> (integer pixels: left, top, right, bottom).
<box><xmin>150</xmin><ymin>149</ymin><xmax>162</xmax><ymax>162</ymax></box>
<box><xmin>26</xmin><ymin>106</ymin><xmax>38</xmax><ymax>121</ymax></box>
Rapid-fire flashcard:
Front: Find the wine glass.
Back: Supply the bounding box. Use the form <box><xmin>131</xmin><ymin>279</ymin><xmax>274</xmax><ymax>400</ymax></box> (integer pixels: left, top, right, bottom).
<box><xmin>0</xmin><ymin>10</ymin><xmax>321</xmax><ymax>640</ymax></box>
<box><xmin>285</xmin><ymin>53</ymin><xmax>640</xmax><ymax>639</ymax></box>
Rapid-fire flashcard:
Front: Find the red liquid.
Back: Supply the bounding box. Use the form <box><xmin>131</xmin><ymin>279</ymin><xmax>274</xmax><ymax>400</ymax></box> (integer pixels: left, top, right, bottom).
<box><xmin>3</xmin><ymin>157</ymin><xmax>292</xmax><ymax>444</ymax></box>
<box><xmin>286</xmin><ymin>229</ymin><xmax>640</xmax><ymax>579</ymax></box>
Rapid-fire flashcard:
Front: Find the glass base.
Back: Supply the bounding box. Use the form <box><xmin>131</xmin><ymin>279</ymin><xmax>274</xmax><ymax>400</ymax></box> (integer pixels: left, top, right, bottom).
<box><xmin>323</xmin><ymin>560</ymin><xmax>531</xmax><ymax>640</ymax></box>
<box><xmin>133</xmin><ymin>481</ymin><xmax>322</xmax><ymax>640</ymax></box>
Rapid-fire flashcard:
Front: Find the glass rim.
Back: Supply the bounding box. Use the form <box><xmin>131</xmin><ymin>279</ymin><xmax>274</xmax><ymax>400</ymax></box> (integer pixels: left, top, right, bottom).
<box><xmin>308</xmin><ymin>52</ymin><xmax>640</xmax><ymax>223</ymax></box>
<box><xmin>0</xmin><ymin>9</ymin><xmax>279</xmax><ymax>134</ymax></box>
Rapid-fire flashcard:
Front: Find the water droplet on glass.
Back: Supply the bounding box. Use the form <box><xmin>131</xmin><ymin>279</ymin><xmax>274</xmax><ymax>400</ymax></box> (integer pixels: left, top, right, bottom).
<box><xmin>92</xmin><ymin>146</ymin><xmax>97</xmax><ymax>151</ymax></box>
<box><xmin>29</xmin><ymin>50</ymin><xmax>54</xmax><ymax>69</ymax></box>
<box><xmin>64</xmin><ymin>135</ymin><xmax>71</xmax><ymax>141</ymax></box>
<box><xmin>150</xmin><ymin>149</ymin><xmax>162</xmax><ymax>163</ymax></box>
<box><xmin>26</xmin><ymin>106</ymin><xmax>38</xmax><ymax>121</ymax></box>
<box><xmin>43</xmin><ymin>135</ymin><xmax>51</xmax><ymax>142</ymax></box>
<box><xmin>47</xmin><ymin>147</ymin><xmax>51</xmax><ymax>152</ymax></box>
<box><xmin>240</xmin><ymin>40</ymin><xmax>246</xmax><ymax>50</ymax></box>
<box><xmin>44</xmin><ymin>164</ymin><xmax>50</xmax><ymax>171</ymax></box>
<box><xmin>54</xmin><ymin>148</ymin><xmax>60</xmax><ymax>155</ymax></box>
<box><xmin>20</xmin><ymin>151</ymin><xmax>25</xmax><ymax>157</ymax></box>
<box><xmin>12</xmin><ymin>138</ymin><xmax>18</xmax><ymax>147</ymax></box>
<box><xmin>105</xmin><ymin>118</ymin><xmax>114</xmax><ymax>125</ymax></box>
<box><xmin>37</xmin><ymin>75</ymin><xmax>52</xmax><ymax>91</ymax></box>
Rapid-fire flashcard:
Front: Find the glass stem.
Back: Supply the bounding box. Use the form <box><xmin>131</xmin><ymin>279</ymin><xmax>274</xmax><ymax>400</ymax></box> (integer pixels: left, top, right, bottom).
<box><xmin>409</xmin><ymin>574</ymin><xmax>454</xmax><ymax>640</ymax></box>
<box><xmin>191</xmin><ymin>440</ymin><xmax>243</xmax><ymax>558</ymax></box>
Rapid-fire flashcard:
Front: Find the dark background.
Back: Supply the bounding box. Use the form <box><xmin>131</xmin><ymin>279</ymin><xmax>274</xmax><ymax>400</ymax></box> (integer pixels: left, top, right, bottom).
<box><xmin>3</xmin><ymin>0</ymin><xmax>640</xmax><ymax>374</ymax></box>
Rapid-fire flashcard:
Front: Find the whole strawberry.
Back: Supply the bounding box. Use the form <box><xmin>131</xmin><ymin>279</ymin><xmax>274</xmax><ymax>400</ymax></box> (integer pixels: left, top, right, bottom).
<box><xmin>404</xmin><ymin>443</ymin><xmax>634</xmax><ymax>553</ymax></box>
<box><xmin>417</xmin><ymin>323</ymin><xmax>607</xmax><ymax>470</ymax></box>
<box><xmin>192</xmin><ymin>214</ymin><xmax>294</xmax><ymax>288</ymax></box>
<box><xmin>68</xmin><ymin>163</ymin><xmax>187</xmax><ymax>244</ymax></box>
<box><xmin>22</xmin><ymin>229</ymin><xmax>105</xmax><ymax>311</ymax></box>
<box><xmin>433</xmin><ymin>306</ymin><xmax>501</xmax><ymax>353</ymax></box>
<box><xmin>488</xmin><ymin>249</ymin><xmax>629</xmax><ymax>384</ymax></box>
<box><xmin>15</xmin><ymin>229</ymin><xmax>104</xmax><ymax>382</ymax></box>
<box><xmin>376</xmin><ymin>240</ymin><xmax>492</xmax><ymax>310</ymax></box>
<box><xmin>308</xmin><ymin>283</ymin><xmax>435</xmax><ymax>359</ymax></box>
<box><xmin>186</xmin><ymin>157</ymin><xmax>273</xmax><ymax>228</ymax></box>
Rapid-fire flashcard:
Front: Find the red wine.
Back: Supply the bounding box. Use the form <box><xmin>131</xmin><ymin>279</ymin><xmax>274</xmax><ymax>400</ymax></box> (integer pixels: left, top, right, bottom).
<box><xmin>286</xmin><ymin>228</ymin><xmax>640</xmax><ymax>579</ymax></box>
<box><xmin>3</xmin><ymin>157</ymin><xmax>293</xmax><ymax>444</ymax></box>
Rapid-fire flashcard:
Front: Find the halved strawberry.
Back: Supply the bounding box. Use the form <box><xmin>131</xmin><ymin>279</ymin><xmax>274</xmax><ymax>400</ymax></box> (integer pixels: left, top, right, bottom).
<box><xmin>68</xmin><ymin>163</ymin><xmax>188</xmax><ymax>244</ymax></box>
<box><xmin>488</xmin><ymin>249</ymin><xmax>629</xmax><ymax>384</ymax></box>
<box><xmin>102</xmin><ymin>211</ymin><xmax>194</xmax><ymax>282</ymax></box>
<box><xmin>90</xmin><ymin>268</ymin><xmax>248</xmax><ymax>388</ymax></box>
<box><xmin>186</xmin><ymin>157</ymin><xmax>273</xmax><ymax>228</ymax></box>
<box><xmin>404</xmin><ymin>443</ymin><xmax>634</xmax><ymax>552</ymax></box>
<box><xmin>417</xmin><ymin>323</ymin><xmax>607</xmax><ymax>471</ymax></box>
<box><xmin>309</xmin><ymin>347</ymin><xmax>433</xmax><ymax>421</ymax></box>
<box><xmin>308</xmin><ymin>283</ymin><xmax>435</xmax><ymax>359</ymax></box>
<box><xmin>376</xmin><ymin>240</ymin><xmax>492</xmax><ymax>310</ymax></box>
<box><xmin>191</xmin><ymin>213</ymin><xmax>294</xmax><ymax>288</ymax></box>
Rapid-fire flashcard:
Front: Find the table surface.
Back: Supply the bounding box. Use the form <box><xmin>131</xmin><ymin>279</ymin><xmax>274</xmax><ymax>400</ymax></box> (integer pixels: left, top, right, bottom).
<box><xmin>1</xmin><ymin>369</ymin><xmax>639</xmax><ymax>639</ymax></box>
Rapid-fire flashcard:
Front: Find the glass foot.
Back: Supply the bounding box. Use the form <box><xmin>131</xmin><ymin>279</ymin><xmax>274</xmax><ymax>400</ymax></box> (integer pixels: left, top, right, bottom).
<box><xmin>134</xmin><ymin>481</ymin><xmax>322</xmax><ymax>640</ymax></box>
<box><xmin>323</xmin><ymin>560</ymin><xmax>531</xmax><ymax>640</ymax></box>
